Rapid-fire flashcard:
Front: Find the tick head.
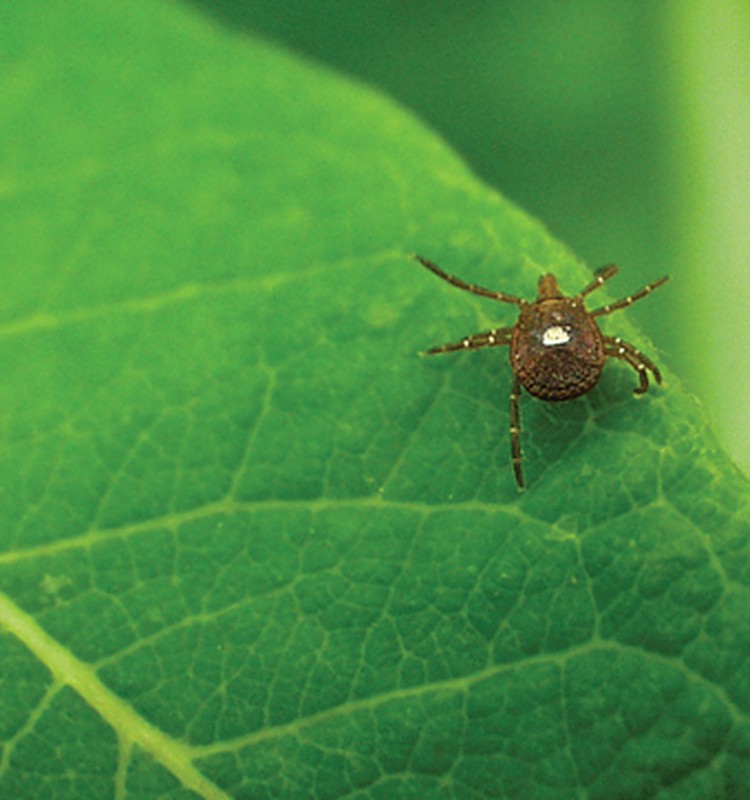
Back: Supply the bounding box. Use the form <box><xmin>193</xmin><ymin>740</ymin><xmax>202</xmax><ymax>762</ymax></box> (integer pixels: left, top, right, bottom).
<box><xmin>536</xmin><ymin>274</ymin><xmax>563</xmax><ymax>301</ymax></box>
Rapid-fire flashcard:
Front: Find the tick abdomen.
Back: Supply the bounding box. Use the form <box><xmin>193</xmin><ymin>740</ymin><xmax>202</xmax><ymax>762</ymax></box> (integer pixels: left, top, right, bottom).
<box><xmin>512</xmin><ymin>346</ymin><xmax>603</xmax><ymax>400</ymax></box>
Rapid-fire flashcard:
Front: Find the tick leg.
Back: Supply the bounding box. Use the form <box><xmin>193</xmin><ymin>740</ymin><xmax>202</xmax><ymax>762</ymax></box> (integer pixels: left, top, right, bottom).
<box><xmin>510</xmin><ymin>376</ymin><xmax>525</xmax><ymax>490</ymax></box>
<box><xmin>414</xmin><ymin>255</ymin><xmax>526</xmax><ymax>305</ymax></box>
<box><xmin>591</xmin><ymin>275</ymin><xmax>669</xmax><ymax>317</ymax></box>
<box><xmin>577</xmin><ymin>263</ymin><xmax>619</xmax><ymax>300</ymax></box>
<box><xmin>604</xmin><ymin>336</ymin><xmax>662</xmax><ymax>394</ymax></box>
<box><xmin>425</xmin><ymin>327</ymin><xmax>513</xmax><ymax>355</ymax></box>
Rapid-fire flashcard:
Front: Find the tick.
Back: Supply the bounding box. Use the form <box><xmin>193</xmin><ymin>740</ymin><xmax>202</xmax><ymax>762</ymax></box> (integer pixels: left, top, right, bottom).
<box><xmin>414</xmin><ymin>255</ymin><xmax>669</xmax><ymax>489</ymax></box>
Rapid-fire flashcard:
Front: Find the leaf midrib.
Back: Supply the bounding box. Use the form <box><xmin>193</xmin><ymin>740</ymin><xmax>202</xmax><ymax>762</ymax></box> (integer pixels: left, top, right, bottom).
<box><xmin>0</xmin><ymin>591</ymin><xmax>232</xmax><ymax>800</ymax></box>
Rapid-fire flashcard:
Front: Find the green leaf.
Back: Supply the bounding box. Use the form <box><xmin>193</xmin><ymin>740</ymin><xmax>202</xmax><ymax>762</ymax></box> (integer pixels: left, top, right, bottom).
<box><xmin>1</xmin><ymin>1</ymin><xmax>749</xmax><ymax>799</ymax></box>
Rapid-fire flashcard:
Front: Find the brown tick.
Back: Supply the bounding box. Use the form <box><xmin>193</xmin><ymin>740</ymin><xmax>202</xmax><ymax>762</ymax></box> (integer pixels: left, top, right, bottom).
<box><xmin>414</xmin><ymin>255</ymin><xmax>669</xmax><ymax>489</ymax></box>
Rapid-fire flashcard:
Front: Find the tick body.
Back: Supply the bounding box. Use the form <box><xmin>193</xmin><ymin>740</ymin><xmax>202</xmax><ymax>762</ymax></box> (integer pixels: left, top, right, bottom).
<box><xmin>415</xmin><ymin>256</ymin><xmax>668</xmax><ymax>489</ymax></box>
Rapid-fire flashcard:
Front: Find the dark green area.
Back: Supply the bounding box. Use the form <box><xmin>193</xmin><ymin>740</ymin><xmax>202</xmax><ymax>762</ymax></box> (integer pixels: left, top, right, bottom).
<box><xmin>191</xmin><ymin>0</ymin><xmax>680</xmax><ymax>358</ymax></box>
<box><xmin>189</xmin><ymin>0</ymin><xmax>750</xmax><ymax>480</ymax></box>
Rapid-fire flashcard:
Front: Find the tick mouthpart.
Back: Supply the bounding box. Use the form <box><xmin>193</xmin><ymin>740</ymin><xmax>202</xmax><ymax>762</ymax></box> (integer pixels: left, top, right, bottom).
<box><xmin>537</xmin><ymin>274</ymin><xmax>563</xmax><ymax>300</ymax></box>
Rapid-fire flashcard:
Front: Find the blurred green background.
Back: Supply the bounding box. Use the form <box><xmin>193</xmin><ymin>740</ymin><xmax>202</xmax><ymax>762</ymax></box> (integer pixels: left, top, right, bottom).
<box><xmin>193</xmin><ymin>0</ymin><xmax>750</xmax><ymax>478</ymax></box>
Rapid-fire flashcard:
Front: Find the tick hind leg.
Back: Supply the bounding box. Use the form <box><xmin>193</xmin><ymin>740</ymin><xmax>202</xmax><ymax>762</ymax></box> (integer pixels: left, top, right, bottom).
<box><xmin>604</xmin><ymin>336</ymin><xmax>662</xmax><ymax>394</ymax></box>
<box><xmin>424</xmin><ymin>326</ymin><xmax>513</xmax><ymax>355</ymax></box>
<box><xmin>510</xmin><ymin>376</ymin><xmax>524</xmax><ymax>489</ymax></box>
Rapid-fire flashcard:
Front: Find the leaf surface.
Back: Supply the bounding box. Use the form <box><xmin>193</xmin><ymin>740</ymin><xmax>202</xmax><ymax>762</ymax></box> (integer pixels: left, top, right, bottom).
<box><xmin>0</xmin><ymin>1</ymin><xmax>749</xmax><ymax>799</ymax></box>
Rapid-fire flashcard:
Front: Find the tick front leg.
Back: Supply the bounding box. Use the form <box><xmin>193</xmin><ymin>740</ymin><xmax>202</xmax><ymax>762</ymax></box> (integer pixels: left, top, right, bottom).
<box><xmin>591</xmin><ymin>275</ymin><xmax>669</xmax><ymax>317</ymax></box>
<box><xmin>413</xmin><ymin>255</ymin><xmax>525</xmax><ymax>305</ymax></box>
<box><xmin>510</xmin><ymin>376</ymin><xmax>524</xmax><ymax>490</ymax></box>
<box><xmin>424</xmin><ymin>327</ymin><xmax>513</xmax><ymax>355</ymax></box>
<box><xmin>577</xmin><ymin>264</ymin><xmax>619</xmax><ymax>300</ymax></box>
<box><xmin>604</xmin><ymin>336</ymin><xmax>662</xmax><ymax>395</ymax></box>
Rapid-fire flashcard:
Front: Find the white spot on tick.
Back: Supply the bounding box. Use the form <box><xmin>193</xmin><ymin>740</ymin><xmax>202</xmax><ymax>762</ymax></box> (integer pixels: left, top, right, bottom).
<box><xmin>542</xmin><ymin>325</ymin><xmax>571</xmax><ymax>347</ymax></box>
